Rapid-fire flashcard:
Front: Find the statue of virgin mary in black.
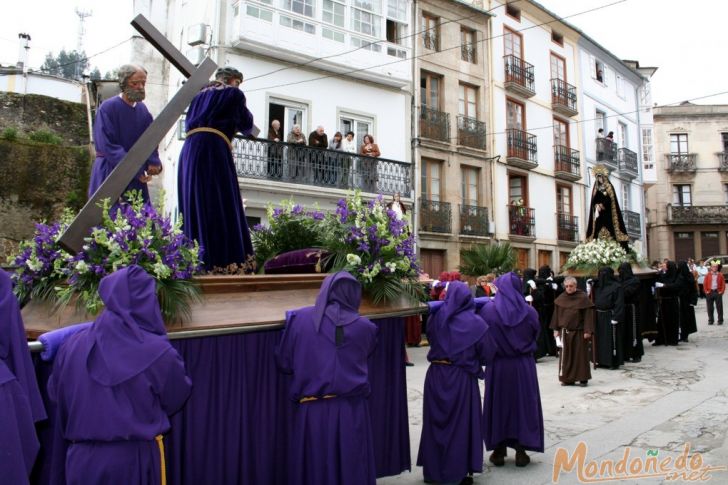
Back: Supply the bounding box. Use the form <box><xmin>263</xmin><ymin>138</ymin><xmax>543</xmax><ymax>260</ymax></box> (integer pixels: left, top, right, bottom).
<box><xmin>585</xmin><ymin>165</ymin><xmax>630</xmax><ymax>251</ymax></box>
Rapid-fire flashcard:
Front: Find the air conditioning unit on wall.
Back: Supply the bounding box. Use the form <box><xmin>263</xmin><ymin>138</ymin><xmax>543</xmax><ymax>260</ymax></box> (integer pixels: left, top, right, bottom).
<box><xmin>187</xmin><ymin>24</ymin><xmax>208</xmax><ymax>46</ymax></box>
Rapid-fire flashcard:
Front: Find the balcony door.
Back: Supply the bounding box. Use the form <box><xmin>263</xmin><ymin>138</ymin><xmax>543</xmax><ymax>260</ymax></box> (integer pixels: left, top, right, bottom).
<box><xmin>508</xmin><ymin>173</ymin><xmax>528</xmax><ymax>206</ymax></box>
<box><xmin>461</xmin><ymin>165</ymin><xmax>480</xmax><ymax>206</ymax></box>
<box><xmin>422</xmin><ymin>158</ymin><xmax>442</xmax><ymax>202</ymax></box>
<box><xmin>504</xmin><ymin>27</ymin><xmax>523</xmax><ymax>58</ymax></box>
<box><xmin>553</xmin><ymin>117</ymin><xmax>569</xmax><ymax>147</ymax></box>
<box><xmin>550</xmin><ymin>53</ymin><xmax>566</xmax><ymax>81</ymax></box>
<box><xmin>506</xmin><ymin>98</ymin><xmax>525</xmax><ymax>131</ymax></box>
<box><xmin>556</xmin><ymin>184</ymin><xmax>572</xmax><ymax>215</ymax></box>
<box><xmin>670</xmin><ymin>133</ymin><xmax>688</xmax><ymax>155</ymax></box>
<box><xmin>268</xmin><ymin>100</ymin><xmax>308</xmax><ymax>138</ymax></box>
<box><xmin>421</xmin><ymin>72</ymin><xmax>441</xmax><ymax>110</ymax></box>
<box><xmin>458</xmin><ymin>84</ymin><xmax>477</xmax><ymax>119</ymax></box>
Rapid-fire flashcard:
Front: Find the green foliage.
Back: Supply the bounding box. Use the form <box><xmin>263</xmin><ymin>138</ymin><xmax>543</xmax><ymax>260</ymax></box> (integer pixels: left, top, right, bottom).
<box><xmin>250</xmin><ymin>200</ymin><xmax>327</xmax><ymax>271</ymax></box>
<box><xmin>459</xmin><ymin>242</ymin><xmax>515</xmax><ymax>277</ymax></box>
<box><xmin>1</xmin><ymin>127</ymin><xmax>18</xmax><ymax>141</ymax></box>
<box><xmin>28</xmin><ymin>130</ymin><xmax>63</xmax><ymax>145</ymax></box>
<box><xmin>40</xmin><ymin>49</ymin><xmax>90</xmax><ymax>80</ymax></box>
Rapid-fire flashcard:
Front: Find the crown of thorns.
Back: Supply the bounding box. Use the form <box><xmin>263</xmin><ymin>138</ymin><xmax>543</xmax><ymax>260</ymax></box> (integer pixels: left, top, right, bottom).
<box><xmin>215</xmin><ymin>66</ymin><xmax>243</xmax><ymax>80</ymax></box>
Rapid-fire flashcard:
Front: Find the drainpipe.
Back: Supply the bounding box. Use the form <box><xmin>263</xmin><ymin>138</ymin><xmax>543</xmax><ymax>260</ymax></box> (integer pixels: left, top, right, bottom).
<box><xmin>411</xmin><ymin>0</ymin><xmax>419</xmax><ymax>257</ymax></box>
<box><xmin>82</xmin><ymin>75</ymin><xmax>94</xmax><ymax>155</ymax></box>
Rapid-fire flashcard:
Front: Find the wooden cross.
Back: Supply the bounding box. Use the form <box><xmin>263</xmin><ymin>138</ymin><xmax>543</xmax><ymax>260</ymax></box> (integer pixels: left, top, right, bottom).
<box><xmin>58</xmin><ymin>14</ymin><xmax>217</xmax><ymax>254</ymax></box>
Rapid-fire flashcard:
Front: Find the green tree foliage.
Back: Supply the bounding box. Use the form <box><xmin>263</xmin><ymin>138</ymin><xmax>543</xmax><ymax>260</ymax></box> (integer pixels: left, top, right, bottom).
<box><xmin>459</xmin><ymin>242</ymin><xmax>515</xmax><ymax>277</ymax></box>
<box><xmin>40</xmin><ymin>49</ymin><xmax>90</xmax><ymax>80</ymax></box>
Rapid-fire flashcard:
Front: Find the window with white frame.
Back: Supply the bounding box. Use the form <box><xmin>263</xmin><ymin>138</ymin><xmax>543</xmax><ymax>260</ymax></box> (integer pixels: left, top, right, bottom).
<box><xmin>616</xmin><ymin>74</ymin><xmax>625</xmax><ymax>99</ymax></box>
<box><xmin>387</xmin><ymin>0</ymin><xmax>407</xmax><ymax>21</ymax></box>
<box><xmin>642</xmin><ymin>128</ymin><xmax>653</xmax><ymax>167</ymax></box>
<box><xmin>280</xmin><ymin>0</ymin><xmax>314</xmax><ymax>17</ymax></box>
<box><xmin>247</xmin><ymin>4</ymin><xmax>273</xmax><ymax>21</ymax></box>
<box><xmin>639</xmin><ymin>84</ymin><xmax>651</xmax><ymax>106</ymax></box>
<box><xmin>280</xmin><ymin>15</ymin><xmax>316</xmax><ymax>34</ymax></box>
<box><xmin>323</xmin><ymin>28</ymin><xmax>345</xmax><ymax>43</ymax></box>
<box><xmin>351</xmin><ymin>0</ymin><xmax>381</xmax><ymax>37</ymax></box>
<box><xmin>339</xmin><ymin>113</ymin><xmax>374</xmax><ymax>147</ymax></box>
<box><xmin>323</xmin><ymin>0</ymin><xmax>345</xmax><ymax>27</ymax></box>
<box><xmin>350</xmin><ymin>36</ymin><xmax>381</xmax><ymax>51</ymax></box>
<box><xmin>594</xmin><ymin>58</ymin><xmax>606</xmax><ymax>84</ymax></box>
<box><xmin>622</xmin><ymin>184</ymin><xmax>631</xmax><ymax>210</ymax></box>
<box><xmin>618</xmin><ymin>122</ymin><xmax>628</xmax><ymax>147</ymax></box>
<box><xmin>672</xmin><ymin>184</ymin><xmax>691</xmax><ymax>207</ymax></box>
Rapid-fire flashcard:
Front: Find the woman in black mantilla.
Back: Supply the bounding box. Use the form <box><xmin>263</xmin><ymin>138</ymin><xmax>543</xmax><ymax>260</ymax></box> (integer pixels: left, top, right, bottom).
<box><xmin>586</xmin><ymin>165</ymin><xmax>630</xmax><ymax>251</ymax></box>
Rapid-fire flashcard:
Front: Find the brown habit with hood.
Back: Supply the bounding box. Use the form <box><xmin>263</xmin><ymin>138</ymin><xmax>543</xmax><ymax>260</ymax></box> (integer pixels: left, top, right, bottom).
<box><xmin>550</xmin><ymin>289</ymin><xmax>595</xmax><ymax>384</ymax></box>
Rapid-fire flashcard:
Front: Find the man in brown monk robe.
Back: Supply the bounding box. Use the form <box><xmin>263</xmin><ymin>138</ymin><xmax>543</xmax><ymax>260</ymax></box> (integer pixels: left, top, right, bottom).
<box><xmin>550</xmin><ymin>277</ymin><xmax>595</xmax><ymax>387</ymax></box>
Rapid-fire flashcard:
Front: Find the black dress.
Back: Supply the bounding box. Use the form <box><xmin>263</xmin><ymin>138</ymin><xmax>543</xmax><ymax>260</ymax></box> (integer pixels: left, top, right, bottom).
<box><xmin>592</xmin><ymin>267</ymin><xmax>625</xmax><ymax>368</ymax></box>
<box><xmin>618</xmin><ymin>263</ymin><xmax>643</xmax><ymax>361</ymax></box>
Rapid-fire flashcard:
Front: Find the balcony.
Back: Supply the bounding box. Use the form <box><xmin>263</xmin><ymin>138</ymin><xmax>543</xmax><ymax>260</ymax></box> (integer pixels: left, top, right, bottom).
<box><xmin>423</xmin><ymin>31</ymin><xmax>438</xmax><ymax>51</ymax></box>
<box><xmin>232</xmin><ymin>137</ymin><xmax>412</xmax><ymax>196</ymax></box>
<box><xmin>419</xmin><ymin>199</ymin><xmax>452</xmax><ymax>233</ymax></box>
<box><xmin>557</xmin><ymin>213</ymin><xmax>579</xmax><ymax>243</ymax></box>
<box><xmin>551</xmin><ymin>78</ymin><xmax>578</xmax><ymax>117</ymax></box>
<box><xmin>459</xmin><ymin>204</ymin><xmax>489</xmax><ymax>237</ymax></box>
<box><xmin>461</xmin><ymin>44</ymin><xmax>476</xmax><ymax>63</ymax></box>
<box><xmin>618</xmin><ymin>147</ymin><xmax>639</xmax><ymax>179</ymax></box>
<box><xmin>506</xmin><ymin>128</ymin><xmax>538</xmax><ymax>169</ymax></box>
<box><xmin>457</xmin><ymin>115</ymin><xmax>487</xmax><ymax>150</ymax></box>
<box><xmin>420</xmin><ymin>106</ymin><xmax>450</xmax><ymax>143</ymax></box>
<box><xmin>508</xmin><ymin>205</ymin><xmax>536</xmax><ymax>240</ymax></box>
<box><xmin>666</xmin><ymin>153</ymin><xmax>697</xmax><ymax>173</ymax></box>
<box><xmin>624</xmin><ymin>210</ymin><xmax>641</xmax><ymax>238</ymax></box>
<box><xmin>504</xmin><ymin>54</ymin><xmax>535</xmax><ymax>98</ymax></box>
<box><xmin>717</xmin><ymin>152</ymin><xmax>728</xmax><ymax>171</ymax></box>
<box><xmin>595</xmin><ymin>138</ymin><xmax>618</xmax><ymax>166</ymax></box>
<box><xmin>553</xmin><ymin>145</ymin><xmax>581</xmax><ymax>181</ymax></box>
<box><xmin>668</xmin><ymin>205</ymin><xmax>728</xmax><ymax>225</ymax></box>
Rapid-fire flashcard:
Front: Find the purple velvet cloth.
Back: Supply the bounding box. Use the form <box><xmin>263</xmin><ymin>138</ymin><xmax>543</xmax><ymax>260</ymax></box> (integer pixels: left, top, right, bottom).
<box><xmin>177</xmin><ymin>84</ymin><xmax>255</xmax><ymax>271</ymax></box>
<box><xmin>478</xmin><ymin>272</ymin><xmax>544</xmax><ymax>453</ymax></box>
<box><xmin>38</xmin><ymin>323</ymin><xmax>92</xmax><ymax>362</ymax></box>
<box><xmin>277</xmin><ymin>272</ymin><xmax>378</xmax><ymax>485</ymax></box>
<box><xmin>47</xmin><ymin>267</ymin><xmax>192</xmax><ymax>485</ymax></box>
<box><xmin>33</xmin><ymin>317</ymin><xmax>410</xmax><ymax>485</ymax></box>
<box><xmin>417</xmin><ymin>282</ymin><xmax>488</xmax><ymax>482</ymax></box>
<box><xmin>88</xmin><ymin>95</ymin><xmax>161</xmax><ymax>202</ymax></box>
<box><xmin>1</xmin><ymin>270</ymin><xmax>46</xmax><ymax>485</ymax></box>
<box><xmin>264</xmin><ymin>248</ymin><xmax>329</xmax><ymax>275</ymax></box>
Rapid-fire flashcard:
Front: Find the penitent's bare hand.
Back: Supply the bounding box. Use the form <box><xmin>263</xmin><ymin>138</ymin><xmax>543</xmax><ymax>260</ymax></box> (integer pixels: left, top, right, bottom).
<box><xmin>138</xmin><ymin>173</ymin><xmax>153</xmax><ymax>184</ymax></box>
<box><xmin>147</xmin><ymin>164</ymin><xmax>163</xmax><ymax>175</ymax></box>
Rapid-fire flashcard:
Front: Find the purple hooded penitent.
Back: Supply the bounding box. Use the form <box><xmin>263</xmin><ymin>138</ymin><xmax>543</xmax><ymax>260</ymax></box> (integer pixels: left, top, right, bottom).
<box><xmin>478</xmin><ymin>272</ymin><xmax>544</xmax><ymax>453</ymax></box>
<box><xmin>0</xmin><ymin>270</ymin><xmax>46</xmax><ymax>485</ymax></box>
<box><xmin>417</xmin><ymin>281</ymin><xmax>489</xmax><ymax>483</ymax></box>
<box><xmin>177</xmin><ymin>83</ymin><xmax>255</xmax><ymax>270</ymax></box>
<box><xmin>276</xmin><ymin>272</ymin><xmax>378</xmax><ymax>485</ymax></box>
<box><xmin>47</xmin><ymin>265</ymin><xmax>192</xmax><ymax>485</ymax></box>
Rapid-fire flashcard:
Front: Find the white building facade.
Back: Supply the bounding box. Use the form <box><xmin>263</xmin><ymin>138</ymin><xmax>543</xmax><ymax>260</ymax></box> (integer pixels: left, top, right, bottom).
<box><xmin>576</xmin><ymin>36</ymin><xmax>648</xmax><ymax>256</ymax></box>
<box><xmin>134</xmin><ymin>0</ymin><xmax>414</xmax><ymax>227</ymax></box>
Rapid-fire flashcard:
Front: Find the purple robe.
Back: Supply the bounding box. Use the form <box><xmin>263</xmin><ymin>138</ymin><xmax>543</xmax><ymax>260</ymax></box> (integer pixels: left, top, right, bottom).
<box><xmin>0</xmin><ymin>270</ymin><xmax>46</xmax><ymax>485</ymax></box>
<box><xmin>177</xmin><ymin>83</ymin><xmax>255</xmax><ymax>271</ymax></box>
<box><xmin>478</xmin><ymin>273</ymin><xmax>544</xmax><ymax>453</ymax></box>
<box><xmin>47</xmin><ymin>266</ymin><xmax>192</xmax><ymax>485</ymax></box>
<box><xmin>417</xmin><ymin>282</ymin><xmax>488</xmax><ymax>483</ymax></box>
<box><xmin>88</xmin><ymin>95</ymin><xmax>162</xmax><ymax>202</ymax></box>
<box><xmin>276</xmin><ymin>272</ymin><xmax>378</xmax><ymax>485</ymax></box>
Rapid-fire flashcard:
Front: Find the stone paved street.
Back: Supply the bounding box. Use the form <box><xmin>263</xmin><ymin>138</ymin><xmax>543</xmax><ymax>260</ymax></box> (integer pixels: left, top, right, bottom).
<box><xmin>378</xmin><ymin>299</ymin><xmax>728</xmax><ymax>484</ymax></box>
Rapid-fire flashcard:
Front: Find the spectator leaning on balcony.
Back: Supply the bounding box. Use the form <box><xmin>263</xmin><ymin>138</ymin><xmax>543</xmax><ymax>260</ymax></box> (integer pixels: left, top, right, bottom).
<box><xmin>342</xmin><ymin>131</ymin><xmax>357</xmax><ymax>153</ymax></box>
<box><xmin>267</xmin><ymin>119</ymin><xmax>283</xmax><ymax>179</ymax></box>
<box><xmin>606</xmin><ymin>131</ymin><xmax>614</xmax><ymax>141</ymax></box>
<box><xmin>360</xmin><ymin>134</ymin><xmax>380</xmax><ymax>193</ymax></box>
<box><xmin>267</xmin><ymin>119</ymin><xmax>282</xmax><ymax>142</ymax></box>
<box><xmin>308</xmin><ymin>125</ymin><xmax>328</xmax><ymax>148</ymax></box>
<box><xmin>286</xmin><ymin>124</ymin><xmax>307</xmax><ymax>145</ymax></box>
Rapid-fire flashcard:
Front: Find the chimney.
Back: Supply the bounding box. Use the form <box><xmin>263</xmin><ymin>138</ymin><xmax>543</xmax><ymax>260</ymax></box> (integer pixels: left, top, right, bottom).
<box><xmin>17</xmin><ymin>33</ymin><xmax>31</xmax><ymax>74</ymax></box>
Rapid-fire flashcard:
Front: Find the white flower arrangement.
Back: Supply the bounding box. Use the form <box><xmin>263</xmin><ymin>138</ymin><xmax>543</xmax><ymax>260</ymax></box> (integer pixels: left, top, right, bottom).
<box><xmin>562</xmin><ymin>239</ymin><xmax>630</xmax><ymax>274</ymax></box>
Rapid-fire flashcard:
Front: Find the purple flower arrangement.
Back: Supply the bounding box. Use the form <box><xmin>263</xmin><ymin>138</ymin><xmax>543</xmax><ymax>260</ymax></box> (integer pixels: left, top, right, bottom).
<box><xmin>9</xmin><ymin>192</ymin><xmax>203</xmax><ymax>322</ymax></box>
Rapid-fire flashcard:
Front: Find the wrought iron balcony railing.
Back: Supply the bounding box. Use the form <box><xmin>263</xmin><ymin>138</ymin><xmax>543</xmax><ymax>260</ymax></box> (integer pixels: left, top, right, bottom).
<box><xmin>423</xmin><ymin>32</ymin><xmax>438</xmax><ymax>51</ymax></box>
<box><xmin>420</xmin><ymin>106</ymin><xmax>450</xmax><ymax>143</ymax></box>
<box><xmin>459</xmin><ymin>204</ymin><xmax>489</xmax><ymax>236</ymax></box>
<box><xmin>232</xmin><ymin>137</ymin><xmax>412</xmax><ymax>196</ymax></box>
<box><xmin>624</xmin><ymin>210</ymin><xmax>641</xmax><ymax>238</ymax></box>
<box><xmin>419</xmin><ymin>198</ymin><xmax>452</xmax><ymax>233</ymax></box>
<box><xmin>557</xmin><ymin>212</ymin><xmax>579</xmax><ymax>242</ymax></box>
<box><xmin>717</xmin><ymin>152</ymin><xmax>728</xmax><ymax>171</ymax></box>
<box><xmin>666</xmin><ymin>153</ymin><xmax>697</xmax><ymax>172</ymax></box>
<box><xmin>551</xmin><ymin>78</ymin><xmax>578</xmax><ymax>116</ymax></box>
<box><xmin>618</xmin><ymin>147</ymin><xmax>639</xmax><ymax>178</ymax></box>
<box><xmin>504</xmin><ymin>54</ymin><xmax>535</xmax><ymax>97</ymax></box>
<box><xmin>461</xmin><ymin>44</ymin><xmax>476</xmax><ymax>63</ymax></box>
<box><xmin>506</xmin><ymin>128</ymin><xmax>538</xmax><ymax>168</ymax></box>
<box><xmin>508</xmin><ymin>205</ymin><xmax>535</xmax><ymax>237</ymax></box>
<box><xmin>596</xmin><ymin>137</ymin><xmax>618</xmax><ymax>165</ymax></box>
<box><xmin>457</xmin><ymin>115</ymin><xmax>486</xmax><ymax>150</ymax></box>
<box><xmin>554</xmin><ymin>145</ymin><xmax>581</xmax><ymax>180</ymax></box>
<box><xmin>668</xmin><ymin>204</ymin><xmax>728</xmax><ymax>225</ymax></box>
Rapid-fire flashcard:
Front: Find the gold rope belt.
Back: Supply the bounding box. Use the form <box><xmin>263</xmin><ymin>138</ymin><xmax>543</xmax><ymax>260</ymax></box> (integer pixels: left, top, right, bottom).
<box><xmin>299</xmin><ymin>394</ymin><xmax>337</xmax><ymax>403</ymax></box>
<box><xmin>431</xmin><ymin>359</ymin><xmax>452</xmax><ymax>365</ymax></box>
<box><xmin>155</xmin><ymin>435</ymin><xmax>166</xmax><ymax>485</ymax></box>
<box><xmin>186</xmin><ymin>127</ymin><xmax>232</xmax><ymax>151</ymax></box>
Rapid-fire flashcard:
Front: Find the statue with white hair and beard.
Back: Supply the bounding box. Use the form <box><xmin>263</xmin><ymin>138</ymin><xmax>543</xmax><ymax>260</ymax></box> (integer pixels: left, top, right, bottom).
<box><xmin>88</xmin><ymin>64</ymin><xmax>163</xmax><ymax>203</ymax></box>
